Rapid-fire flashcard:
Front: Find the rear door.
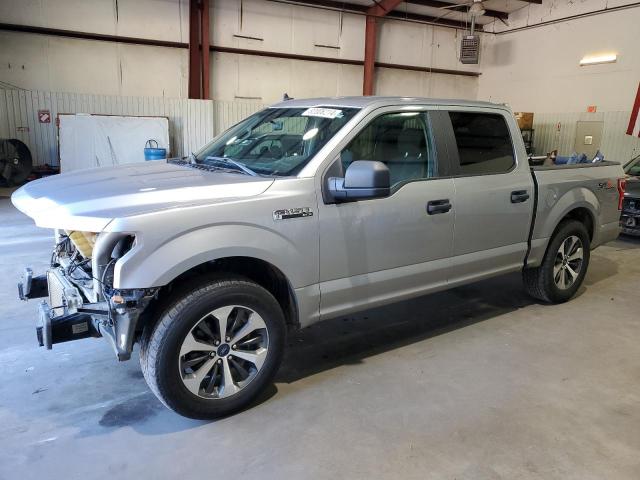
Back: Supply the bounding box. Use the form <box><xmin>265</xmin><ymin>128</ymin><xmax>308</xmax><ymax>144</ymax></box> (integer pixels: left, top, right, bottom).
<box><xmin>441</xmin><ymin>108</ymin><xmax>534</xmax><ymax>284</ymax></box>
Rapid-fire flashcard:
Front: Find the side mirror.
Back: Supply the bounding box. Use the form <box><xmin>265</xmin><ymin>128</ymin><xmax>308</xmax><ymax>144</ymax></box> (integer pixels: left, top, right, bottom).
<box><xmin>328</xmin><ymin>160</ymin><xmax>390</xmax><ymax>202</ymax></box>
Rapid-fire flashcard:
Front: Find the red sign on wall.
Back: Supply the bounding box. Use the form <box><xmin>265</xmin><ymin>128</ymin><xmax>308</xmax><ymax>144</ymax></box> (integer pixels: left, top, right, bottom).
<box><xmin>38</xmin><ymin>110</ymin><xmax>51</xmax><ymax>123</ymax></box>
<box><xmin>587</xmin><ymin>105</ymin><xmax>597</xmax><ymax>113</ymax></box>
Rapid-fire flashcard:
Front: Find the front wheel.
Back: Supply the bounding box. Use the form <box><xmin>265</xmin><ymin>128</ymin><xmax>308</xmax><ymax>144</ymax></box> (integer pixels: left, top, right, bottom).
<box><xmin>139</xmin><ymin>276</ymin><xmax>286</xmax><ymax>419</ymax></box>
<box><xmin>523</xmin><ymin>220</ymin><xmax>590</xmax><ymax>303</ymax></box>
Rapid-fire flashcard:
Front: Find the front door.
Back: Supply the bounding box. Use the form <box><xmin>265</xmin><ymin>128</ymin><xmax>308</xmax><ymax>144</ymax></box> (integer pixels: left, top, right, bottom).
<box><xmin>317</xmin><ymin>109</ymin><xmax>455</xmax><ymax>319</ymax></box>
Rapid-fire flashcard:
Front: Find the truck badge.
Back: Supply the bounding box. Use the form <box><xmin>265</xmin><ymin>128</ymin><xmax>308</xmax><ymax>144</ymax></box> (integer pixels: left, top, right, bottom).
<box><xmin>273</xmin><ymin>207</ymin><xmax>313</xmax><ymax>221</ymax></box>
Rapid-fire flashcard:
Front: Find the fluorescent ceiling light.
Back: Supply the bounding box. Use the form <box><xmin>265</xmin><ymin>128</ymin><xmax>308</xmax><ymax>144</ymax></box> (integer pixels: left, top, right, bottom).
<box><xmin>580</xmin><ymin>53</ymin><xmax>617</xmax><ymax>66</ymax></box>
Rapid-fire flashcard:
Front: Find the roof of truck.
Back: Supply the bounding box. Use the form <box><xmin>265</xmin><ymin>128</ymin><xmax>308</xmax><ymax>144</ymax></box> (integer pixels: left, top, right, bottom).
<box><xmin>269</xmin><ymin>96</ymin><xmax>507</xmax><ymax>110</ymax></box>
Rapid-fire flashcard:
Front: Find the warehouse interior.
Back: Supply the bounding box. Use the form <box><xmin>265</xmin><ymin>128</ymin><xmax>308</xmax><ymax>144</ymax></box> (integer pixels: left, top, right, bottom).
<box><xmin>1</xmin><ymin>0</ymin><xmax>639</xmax><ymax>478</ymax></box>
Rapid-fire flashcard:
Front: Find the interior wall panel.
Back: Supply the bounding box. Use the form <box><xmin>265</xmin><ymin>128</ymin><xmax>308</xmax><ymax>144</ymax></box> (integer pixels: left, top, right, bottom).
<box><xmin>532</xmin><ymin>111</ymin><xmax>640</xmax><ymax>163</ymax></box>
<box><xmin>0</xmin><ymin>89</ymin><xmax>215</xmax><ymax>167</ymax></box>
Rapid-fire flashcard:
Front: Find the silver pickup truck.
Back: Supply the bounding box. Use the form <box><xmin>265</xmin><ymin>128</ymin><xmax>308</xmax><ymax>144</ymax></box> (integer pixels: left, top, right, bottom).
<box><xmin>12</xmin><ymin>97</ymin><xmax>625</xmax><ymax>419</ymax></box>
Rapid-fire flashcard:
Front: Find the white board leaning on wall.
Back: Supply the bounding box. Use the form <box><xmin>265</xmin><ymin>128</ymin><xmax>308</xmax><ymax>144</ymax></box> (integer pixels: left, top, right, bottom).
<box><xmin>58</xmin><ymin>114</ymin><xmax>170</xmax><ymax>172</ymax></box>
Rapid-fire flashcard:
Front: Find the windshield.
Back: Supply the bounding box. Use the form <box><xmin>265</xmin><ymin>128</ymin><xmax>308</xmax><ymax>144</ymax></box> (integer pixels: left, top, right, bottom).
<box><xmin>193</xmin><ymin>106</ymin><xmax>359</xmax><ymax>176</ymax></box>
<box><xmin>625</xmin><ymin>156</ymin><xmax>640</xmax><ymax>177</ymax></box>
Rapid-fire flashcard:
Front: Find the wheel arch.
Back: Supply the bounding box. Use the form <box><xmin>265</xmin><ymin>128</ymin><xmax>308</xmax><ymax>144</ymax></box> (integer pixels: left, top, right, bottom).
<box><xmin>139</xmin><ymin>256</ymin><xmax>300</xmax><ymax>338</ymax></box>
<box><xmin>553</xmin><ymin>206</ymin><xmax>595</xmax><ymax>241</ymax></box>
<box><xmin>534</xmin><ymin>186</ymin><xmax>599</xmax><ymax>243</ymax></box>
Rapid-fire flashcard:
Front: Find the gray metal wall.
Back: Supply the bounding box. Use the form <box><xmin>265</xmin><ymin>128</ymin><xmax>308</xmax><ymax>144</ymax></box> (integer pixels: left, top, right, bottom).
<box><xmin>533</xmin><ymin>111</ymin><xmax>640</xmax><ymax>164</ymax></box>
<box><xmin>0</xmin><ymin>89</ymin><xmax>265</xmax><ymax>167</ymax></box>
<box><xmin>8</xmin><ymin>90</ymin><xmax>637</xmax><ymax>169</ymax></box>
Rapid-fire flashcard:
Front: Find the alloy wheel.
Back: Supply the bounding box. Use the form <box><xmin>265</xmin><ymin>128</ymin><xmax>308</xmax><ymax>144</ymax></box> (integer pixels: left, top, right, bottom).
<box><xmin>553</xmin><ymin>235</ymin><xmax>584</xmax><ymax>290</ymax></box>
<box><xmin>178</xmin><ymin>305</ymin><xmax>269</xmax><ymax>399</ymax></box>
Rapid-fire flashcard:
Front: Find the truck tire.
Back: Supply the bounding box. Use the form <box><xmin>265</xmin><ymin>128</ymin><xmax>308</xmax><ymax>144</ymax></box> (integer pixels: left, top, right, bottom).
<box><xmin>523</xmin><ymin>220</ymin><xmax>590</xmax><ymax>303</ymax></box>
<box><xmin>139</xmin><ymin>276</ymin><xmax>286</xmax><ymax>419</ymax></box>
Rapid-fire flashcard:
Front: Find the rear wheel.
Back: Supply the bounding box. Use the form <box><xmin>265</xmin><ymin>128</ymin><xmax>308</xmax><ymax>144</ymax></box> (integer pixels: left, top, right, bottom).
<box><xmin>139</xmin><ymin>276</ymin><xmax>286</xmax><ymax>419</ymax></box>
<box><xmin>523</xmin><ymin>220</ymin><xmax>590</xmax><ymax>303</ymax></box>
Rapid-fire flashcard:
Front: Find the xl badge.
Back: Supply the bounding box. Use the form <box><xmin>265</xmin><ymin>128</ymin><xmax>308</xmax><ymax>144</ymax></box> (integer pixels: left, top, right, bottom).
<box><xmin>273</xmin><ymin>207</ymin><xmax>313</xmax><ymax>221</ymax></box>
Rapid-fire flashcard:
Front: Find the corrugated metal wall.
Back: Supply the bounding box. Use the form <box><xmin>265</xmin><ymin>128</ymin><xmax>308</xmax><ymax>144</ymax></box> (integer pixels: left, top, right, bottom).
<box><xmin>213</xmin><ymin>101</ymin><xmax>266</xmax><ymax>136</ymax></box>
<box><xmin>0</xmin><ymin>89</ymin><xmax>231</xmax><ymax>167</ymax></box>
<box><xmin>8</xmin><ymin>90</ymin><xmax>637</xmax><ymax>169</ymax></box>
<box><xmin>533</xmin><ymin>111</ymin><xmax>640</xmax><ymax>163</ymax></box>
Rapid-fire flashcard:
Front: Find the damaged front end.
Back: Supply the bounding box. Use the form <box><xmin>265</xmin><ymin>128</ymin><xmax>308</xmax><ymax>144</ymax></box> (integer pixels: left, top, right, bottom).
<box><xmin>19</xmin><ymin>230</ymin><xmax>156</xmax><ymax>361</ymax></box>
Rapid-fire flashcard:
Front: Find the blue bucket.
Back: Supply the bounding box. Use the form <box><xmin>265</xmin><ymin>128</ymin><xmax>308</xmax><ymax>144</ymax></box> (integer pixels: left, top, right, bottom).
<box><xmin>144</xmin><ymin>139</ymin><xmax>166</xmax><ymax>161</ymax></box>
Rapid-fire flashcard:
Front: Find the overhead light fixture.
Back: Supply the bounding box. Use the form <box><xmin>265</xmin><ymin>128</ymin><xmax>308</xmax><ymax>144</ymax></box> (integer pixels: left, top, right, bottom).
<box><xmin>469</xmin><ymin>2</ymin><xmax>486</xmax><ymax>16</ymax></box>
<box><xmin>580</xmin><ymin>53</ymin><xmax>617</xmax><ymax>66</ymax></box>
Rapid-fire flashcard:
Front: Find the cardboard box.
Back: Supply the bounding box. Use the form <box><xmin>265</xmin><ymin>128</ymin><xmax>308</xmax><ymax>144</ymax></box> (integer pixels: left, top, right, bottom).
<box><xmin>514</xmin><ymin>112</ymin><xmax>534</xmax><ymax>130</ymax></box>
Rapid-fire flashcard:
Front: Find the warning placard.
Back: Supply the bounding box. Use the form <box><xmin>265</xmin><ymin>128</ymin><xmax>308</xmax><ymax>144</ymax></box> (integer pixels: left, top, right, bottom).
<box><xmin>38</xmin><ymin>110</ymin><xmax>51</xmax><ymax>123</ymax></box>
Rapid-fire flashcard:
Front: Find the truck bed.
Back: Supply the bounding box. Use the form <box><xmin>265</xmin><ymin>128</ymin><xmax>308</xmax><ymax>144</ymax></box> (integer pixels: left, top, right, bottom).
<box><xmin>529</xmin><ymin>160</ymin><xmax>624</xmax><ymax>262</ymax></box>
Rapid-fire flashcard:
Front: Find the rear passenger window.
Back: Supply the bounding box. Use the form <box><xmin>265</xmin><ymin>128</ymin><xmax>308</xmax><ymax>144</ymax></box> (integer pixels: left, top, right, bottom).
<box><xmin>449</xmin><ymin>112</ymin><xmax>515</xmax><ymax>175</ymax></box>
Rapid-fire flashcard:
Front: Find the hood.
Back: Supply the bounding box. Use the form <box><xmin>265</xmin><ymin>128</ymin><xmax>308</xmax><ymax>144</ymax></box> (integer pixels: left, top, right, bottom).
<box><xmin>11</xmin><ymin>161</ymin><xmax>274</xmax><ymax>231</ymax></box>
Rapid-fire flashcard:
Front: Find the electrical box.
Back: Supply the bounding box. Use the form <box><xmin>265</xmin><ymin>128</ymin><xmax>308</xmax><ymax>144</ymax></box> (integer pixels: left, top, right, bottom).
<box><xmin>460</xmin><ymin>35</ymin><xmax>480</xmax><ymax>64</ymax></box>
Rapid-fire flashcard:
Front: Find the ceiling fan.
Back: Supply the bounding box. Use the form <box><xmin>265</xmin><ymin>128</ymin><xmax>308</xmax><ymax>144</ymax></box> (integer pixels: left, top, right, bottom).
<box><xmin>438</xmin><ymin>0</ymin><xmax>486</xmax><ymax>17</ymax></box>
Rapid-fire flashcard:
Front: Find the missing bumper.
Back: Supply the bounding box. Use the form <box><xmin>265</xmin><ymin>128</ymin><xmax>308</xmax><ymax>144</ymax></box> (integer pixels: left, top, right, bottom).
<box><xmin>36</xmin><ymin>302</ymin><xmax>101</xmax><ymax>349</ymax></box>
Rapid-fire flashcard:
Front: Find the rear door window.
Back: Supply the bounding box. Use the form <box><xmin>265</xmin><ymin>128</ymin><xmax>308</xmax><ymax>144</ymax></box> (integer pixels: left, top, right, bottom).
<box><xmin>448</xmin><ymin>112</ymin><xmax>515</xmax><ymax>175</ymax></box>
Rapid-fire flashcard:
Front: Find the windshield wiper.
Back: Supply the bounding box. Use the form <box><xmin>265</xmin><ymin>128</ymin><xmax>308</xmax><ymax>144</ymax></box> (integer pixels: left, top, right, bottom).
<box><xmin>203</xmin><ymin>156</ymin><xmax>258</xmax><ymax>176</ymax></box>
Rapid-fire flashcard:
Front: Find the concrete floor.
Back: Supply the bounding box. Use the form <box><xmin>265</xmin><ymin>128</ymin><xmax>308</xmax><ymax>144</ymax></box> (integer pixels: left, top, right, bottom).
<box><xmin>1</xmin><ymin>198</ymin><xmax>639</xmax><ymax>480</ymax></box>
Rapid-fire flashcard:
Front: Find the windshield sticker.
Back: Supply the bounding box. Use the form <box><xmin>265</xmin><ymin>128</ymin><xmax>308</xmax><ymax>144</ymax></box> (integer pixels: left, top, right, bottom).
<box><xmin>302</xmin><ymin>108</ymin><xmax>343</xmax><ymax>119</ymax></box>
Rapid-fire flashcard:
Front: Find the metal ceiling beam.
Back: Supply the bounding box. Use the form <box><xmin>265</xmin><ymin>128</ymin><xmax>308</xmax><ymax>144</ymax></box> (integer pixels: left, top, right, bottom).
<box><xmin>266</xmin><ymin>0</ymin><xmax>480</xmax><ymax>30</ymax></box>
<box><xmin>405</xmin><ymin>0</ymin><xmax>509</xmax><ymax>20</ymax></box>
<box><xmin>384</xmin><ymin>9</ymin><xmax>480</xmax><ymax>29</ymax></box>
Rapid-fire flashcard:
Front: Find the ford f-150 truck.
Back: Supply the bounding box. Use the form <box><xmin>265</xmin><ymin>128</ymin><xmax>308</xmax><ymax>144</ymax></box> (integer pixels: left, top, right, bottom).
<box><xmin>12</xmin><ymin>97</ymin><xmax>625</xmax><ymax>419</ymax></box>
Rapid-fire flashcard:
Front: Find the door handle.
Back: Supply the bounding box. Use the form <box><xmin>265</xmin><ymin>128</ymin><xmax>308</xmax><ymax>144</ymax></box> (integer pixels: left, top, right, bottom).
<box><xmin>426</xmin><ymin>199</ymin><xmax>452</xmax><ymax>215</ymax></box>
<box><xmin>511</xmin><ymin>190</ymin><xmax>530</xmax><ymax>203</ymax></box>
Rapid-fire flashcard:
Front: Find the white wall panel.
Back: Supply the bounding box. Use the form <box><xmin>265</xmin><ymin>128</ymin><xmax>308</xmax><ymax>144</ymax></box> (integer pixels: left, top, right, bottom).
<box><xmin>479</xmin><ymin>4</ymin><xmax>640</xmax><ymax>112</ymax></box>
<box><xmin>0</xmin><ymin>33</ymin><xmax>50</xmax><ymax>92</ymax></box>
<box><xmin>0</xmin><ymin>0</ymin><xmax>480</xmax><ymax>105</ymax></box>
<box><xmin>0</xmin><ymin>32</ymin><xmax>188</xmax><ymax>98</ymax></box>
<box><xmin>115</xmin><ymin>0</ymin><xmax>188</xmax><ymax>42</ymax></box>
<box><xmin>430</xmin><ymin>73</ymin><xmax>478</xmax><ymax>100</ymax></box>
<box><xmin>0</xmin><ymin>0</ymin><xmax>188</xmax><ymax>41</ymax></box>
<box><xmin>212</xmin><ymin>52</ymin><xmax>361</xmax><ymax>103</ymax></box>
<box><xmin>377</xmin><ymin>19</ymin><xmax>426</xmax><ymax>67</ymax></box>
<box><xmin>237</xmin><ymin>54</ymin><xmax>292</xmax><ymax>102</ymax></box>
<box><xmin>119</xmin><ymin>44</ymin><xmax>187</xmax><ymax>98</ymax></box>
<box><xmin>375</xmin><ymin>69</ymin><xmax>477</xmax><ymax>100</ymax></box>
<box><xmin>47</xmin><ymin>38</ymin><xmax>121</xmax><ymax>96</ymax></box>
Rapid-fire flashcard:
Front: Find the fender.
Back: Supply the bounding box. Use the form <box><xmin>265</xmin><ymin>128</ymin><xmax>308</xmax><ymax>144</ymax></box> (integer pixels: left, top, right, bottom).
<box><xmin>533</xmin><ymin>185</ymin><xmax>598</xmax><ymax>242</ymax></box>
<box><xmin>113</xmin><ymin>223</ymin><xmax>318</xmax><ymax>290</ymax></box>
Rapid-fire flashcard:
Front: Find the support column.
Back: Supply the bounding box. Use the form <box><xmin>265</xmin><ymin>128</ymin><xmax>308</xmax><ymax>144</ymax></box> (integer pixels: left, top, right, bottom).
<box><xmin>200</xmin><ymin>0</ymin><xmax>210</xmax><ymax>100</ymax></box>
<box><xmin>362</xmin><ymin>15</ymin><xmax>377</xmax><ymax>96</ymax></box>
<box><xmin>362</xmin><ymin>0</ymin><xmax>403</xmax><ymax>96</ymax></box>
<box><xmin>188</xmin><ymin>0</ymin><xmax>201</xmax><ymax>99</ymax></box>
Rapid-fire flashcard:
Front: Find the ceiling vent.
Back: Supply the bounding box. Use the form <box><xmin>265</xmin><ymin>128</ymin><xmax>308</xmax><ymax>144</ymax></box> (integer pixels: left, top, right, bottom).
<box><xmin>460</xmin><ymin>35</ymin><xmax>480</xmax><ymax>64</ymax></box>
